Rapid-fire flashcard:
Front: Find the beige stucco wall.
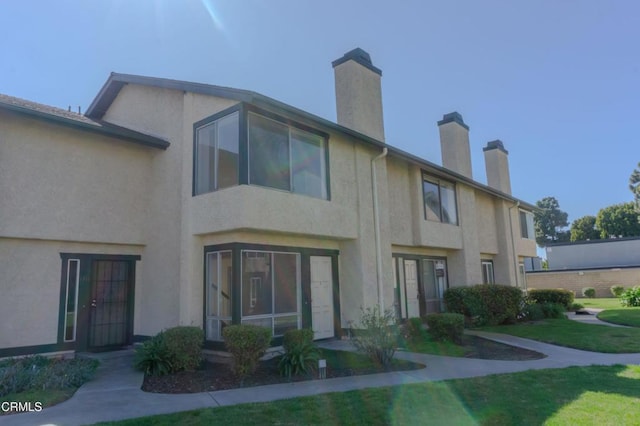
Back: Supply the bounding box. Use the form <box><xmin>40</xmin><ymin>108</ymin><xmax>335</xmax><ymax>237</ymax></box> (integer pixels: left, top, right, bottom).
<box><xmin>0</xmin><ymin>238</ymin><xmax>143</xmax><ymax>349</ymax></box>
<box><xmin>475</xmin><ymin>192</ymin><xmax>499</xmax><ymax>255</ymax></box>
<box><xmin>526</xmin><ymin>268</ymin><xmax>640</xmax><ymax>298</ymax></box>
<box><xmin>0</xmin><ymin>110</ymin><xmax>152</xmax><ymax>244</ymax></box>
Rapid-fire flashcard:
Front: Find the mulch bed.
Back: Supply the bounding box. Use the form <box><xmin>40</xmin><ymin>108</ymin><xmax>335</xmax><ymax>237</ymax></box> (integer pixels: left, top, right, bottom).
<box><xmin>142</xmin><ymin>336</ymin><xmax>544</xmax><ymax>394</ymax></box>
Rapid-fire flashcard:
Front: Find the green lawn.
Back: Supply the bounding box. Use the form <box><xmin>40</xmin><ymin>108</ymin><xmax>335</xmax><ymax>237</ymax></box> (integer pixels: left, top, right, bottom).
<box><xmin>598</xmin><ymin>308</ymin><xmax>640</xmax><ymax>327</ymax></box>
<box><xmin>0</xmin><ymin>389</ymin><xmax>75</xmax><ymax>415</ymax></box>
<box><xmin>579</xmin><ymin>298</ymin><xmax>624</xmax><ymax>309</ymax></box>
<box><xmin>480</xmin><ymin>318</ymin><xmax>640</xmax><ymax>353</ymax></box>
<box><xmin>402</xmin><ymin>331</ymin><xmax>466</xmax><ymax>357</ymax></box>
<box><xmin>99</xmin><ymin>365</ymin><xmax>640</xmax><ymax>426</ymax></box>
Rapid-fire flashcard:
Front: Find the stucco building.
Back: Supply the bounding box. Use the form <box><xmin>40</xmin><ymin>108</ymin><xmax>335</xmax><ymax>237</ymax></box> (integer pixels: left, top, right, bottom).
<box><xmin>0</xmin><ymin>48</ymin><xmax>537</xmax><ymax>357</ymax></box>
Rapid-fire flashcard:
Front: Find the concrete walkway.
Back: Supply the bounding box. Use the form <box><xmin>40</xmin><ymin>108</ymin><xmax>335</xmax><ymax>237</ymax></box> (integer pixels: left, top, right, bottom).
<box><xmin>4</xmin><ymin>327</ymin><xmax>640</xmax><ymax>426</ymax></box>
<box><xmin>567</xmin><ymin>308</ymin><xmax>632</xmax><ymax>328</ymax></box>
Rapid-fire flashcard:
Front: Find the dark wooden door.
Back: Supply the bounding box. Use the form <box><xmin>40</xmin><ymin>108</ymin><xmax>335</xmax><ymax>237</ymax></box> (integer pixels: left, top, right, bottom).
<box><xmin>88</xmin><ymin>260</ymin><xmax>132</xmax><ymax>350</ymax></box>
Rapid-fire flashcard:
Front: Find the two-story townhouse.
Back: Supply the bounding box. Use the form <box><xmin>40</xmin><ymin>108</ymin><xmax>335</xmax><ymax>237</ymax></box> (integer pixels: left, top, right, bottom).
<box><xmin>0</xmin><ymin>48</ymin><xmax>537</xmax><ymax>357</ymax></box>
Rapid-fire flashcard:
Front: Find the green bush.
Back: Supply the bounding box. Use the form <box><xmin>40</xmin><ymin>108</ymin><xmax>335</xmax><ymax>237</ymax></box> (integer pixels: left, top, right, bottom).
<box><xmin>351</xmin><ymin>305</ymin><xmax>397</xmax><ymax>366</ymax></box>
<box><xmin>223</xmin><ymin>324</ymin><xmax>272</xmax><ymax>380</ymax></box>
<box><xmin>282</xmin><ymin>328</ymin><xmax>314</xmax><ymax>353</ymax></box>
<box><xmin>163</xmin><ymin>326</ymin><xmax>203</xmax><ymax>372</ymax></box>
<box><xmin>527</xmin><ymin>289</ymin><xmax>574</xmax><ymax>309</ymax></box>
<box><xmin>582</xmin><ymin>287</ymin><xmax>596</xmax><ymax>298</ymax></box>
<box><xmin>570</xmin><ymin>302</ymin><xmax>584</xmax><ymax>312</ymax></box>
<box><xmin>540</xmin><ymin>302</ymin><xmax>567</xmax><ymax>319</ymax></box>
<box><xmin>611</xmin><ymin>285</ymin><xmax>625</xmax><ymax>298</ymax></box>
<box><xmin>279</xmin><ymin>329</ymin><xmax>319</xmax><ymax>379</ymax></box>
<box><xmin>444</xmin><ymin>284</ymin><xmax>524</xmax><ymax>326</ymax></box>
<box><xmin>620</xmin><ymin>286</ymin><xmax>640</xmax><ymax>307</ymax></box>
<box><xmin>135</xmin><ymin>332</ymin><xmax>173</xmax><ymax>376</ymax></box>
<box><xmin>425</xmin><ymin>313</ymin><xmax>464</xmax><ymax>343</ymax></box>
<box><xmin>521</xmin><ymin>301</ymin><xmax>545</xmax><ymax>321</ymax></box>
<box><xmin>0</xmin><ymin>356</ymin><xmax>98</xmax><ymax>397</ymax></box>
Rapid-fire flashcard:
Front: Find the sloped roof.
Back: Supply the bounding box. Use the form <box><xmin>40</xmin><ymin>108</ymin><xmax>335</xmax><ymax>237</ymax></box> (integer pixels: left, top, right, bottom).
<box><xmin>86</xmin><ymin>73</ymin><xmax>537</xmax><ymax>210</ymax></box>
<box><xmin>0</xmin><ymin>93</ymin><xmax>169</xmax><ymax>149</ymax></box>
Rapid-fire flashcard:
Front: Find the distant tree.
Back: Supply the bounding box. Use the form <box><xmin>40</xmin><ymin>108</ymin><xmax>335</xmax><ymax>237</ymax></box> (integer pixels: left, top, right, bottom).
<box><xmin>631</xmin><ymin>162</ymin><xmax>640</xmax><ymax>209</ymax></box>
<box><xmin>570</xmin><ymin>215</ymin><xmax>601</xmax><ymax>242</ymax></box>
<box><xmin>534</xmin><ymin>196</ymin><xmax>570</xmax><ymax>247</ymax></box>
<box><xmin>541</xmin><ymin>259</ymin><xmax>549</xmax><ymax>270</ymax></box>
<box><xmin>595</xmin><ymin>202</ymin><xmax>640</xmax><ymax>239</ymax></box>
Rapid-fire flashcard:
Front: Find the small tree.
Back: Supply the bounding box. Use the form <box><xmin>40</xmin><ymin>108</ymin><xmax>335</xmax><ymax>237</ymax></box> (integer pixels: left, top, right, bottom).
<box><xmin>570</xmin><ymin>215</ymin><xmax>601</xmax><ymax>242</ymax></box>
<box><xmin>534</xmin><ymin>196</ymin><xmax>570</xmax><ymax>247</ymax></box>
<box><xmin>351</xmin><ymin>305</ymin><xmax>397</xmax><ymax>367</ymax></box>
<box><xmin>595</xmin><ymin>202</ymin><xmax>640</xmax><ymax>239</ymax></box>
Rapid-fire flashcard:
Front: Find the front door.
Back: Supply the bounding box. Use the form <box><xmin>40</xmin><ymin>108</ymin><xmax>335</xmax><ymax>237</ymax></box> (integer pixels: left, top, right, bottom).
<box><xmin>404</xmin><ymin>260</ymin><xmax>420</xmax><ymax>318</ymax></box>
<box><xmin>87</xmin><ymin>260</ymin><xmax>134</xmax><ymax>351</ymax></box>
<box><xmin>310</xmin><ymin>256</ymin><xmax>334</xmax><ymax>340</ymax></box>
<box><xmin>422</xmin><ymin>259</ymin><xmax>447</xmax><ymax>314</ymax></box>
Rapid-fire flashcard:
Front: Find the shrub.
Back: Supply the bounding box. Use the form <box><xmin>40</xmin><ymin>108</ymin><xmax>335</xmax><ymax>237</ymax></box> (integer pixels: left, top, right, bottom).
<box><xmin>570</xmin><ymin>302</ymin><xmax>584</xmax><ymax>312</ymax></box>
<box><xmin>351</xmin><ymin>305</ymin><xmax>397</xmax><ymax>366</ymax></box>
<box><xmin>520</xmin><ymin>301</ymin><xmax>545</xmax><ymax>321</ymax></box>
<box><xmin>223</xmin><ymin>324</ymin><xmax>272</xmax><ymax>380</ymax></box>
<box><xmin>527</xmin><ymin>289</ymin><xmax>574</xmax><ymax>309</ymax></box>
<box><xmin>282</xmin><ymin>328</ymin><xmax>314</xmax><ymax>353</ymax></box>
<box><xmin>582</xmin><ymin>287</ymin><xmax>596</xmax><ymax>298</ymax></box>
<box><xmin>620</xmin><ymin>286</ymin><xmax>640</xmax><ymax>307</ymax></box>
<box><xmin>444</xmin><ymin>284</ymin><xmax>524</xmax><ymax>326</ymax></box>
<box><xmin>404</xmin><ymin>317</ymin><xmax>424</xmax><ymax>341</ymax></box>
<box><xmin>611</xmin><ymin>285</ymin><xmax>625</xmax><ymax>298</ymax></box>
<box><xmin>163</xmin><ymin>326</ymin><xmax>203</xmax><ymax>372</ymax></box>
<box><xmin>279</xmin><ymin>329</ymin><xmax>319</xmax><ymax>378</ymax></box>
<box><xmin>0</xmin><ymin>356</ymin><xmax>98</xmax><ymax>397</ymax></box>
<box><xmin>425</xmin><ymin>313</ymin><xmax>464</xmax><ymax>343</ymax></box>
<box><xmin>135</xmin><ymin>332</ymin><xmax>173</xmax><ymax>376</ymax></box>
<box><xmin>540</xmin><ymin>302</ymin><xmax>567</xmax><ymax>319</ymax></box>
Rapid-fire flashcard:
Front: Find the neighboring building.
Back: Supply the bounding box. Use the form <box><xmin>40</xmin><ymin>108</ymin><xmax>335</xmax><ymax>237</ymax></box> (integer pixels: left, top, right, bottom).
<box><xmin>0</xmin><ymin>48</ymin><xmax>537</xmax><ymax>357</ymax></box>
<box><xmin>527</xmin><ymin>238</ymin><xmax>640</xmax><ymax>297</ymax></box>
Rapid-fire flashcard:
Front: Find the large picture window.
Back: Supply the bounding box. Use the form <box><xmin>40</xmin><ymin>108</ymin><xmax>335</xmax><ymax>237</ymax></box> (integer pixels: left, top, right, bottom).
<box><xmin>205</xmin><ymin>251</ymin><xmax>233</xmax><ymax>341</ymax></box>
<box><xmin>241</xmin><ymin>250</ymin><xmax>300</xmax><ymax>337</ymax></box>
<box><xmin>195</xmin><ymin>112</ymin><xmax>239</xmax><ymax>195</ymax></box>
<box><xmin>249</xmin><ymin>113</ymin><xmax>327</xmax><ymax>199</ymax></box>
<box><xmin>423</xmin><ymin>175</ymin><xmax>458</xmax><ymax>225</ymax></box>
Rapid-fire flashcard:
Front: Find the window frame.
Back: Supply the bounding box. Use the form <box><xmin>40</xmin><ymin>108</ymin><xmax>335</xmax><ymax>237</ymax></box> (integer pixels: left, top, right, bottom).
<box><xmin>193</xmin><ymin>104</ymin><xmax>331</xmax><ymax>200</ymax></box>
<box><xmin>519</xmin><ymin>210</ymin><xmax>535</xmax><ymax>240</ymax></box>
<box><xmin>63</xmin><ymin>259</ymin><xmax>80</xmax><ymax>342</ymax></box>
<box><xmin>481</xmin><ymin>260</ymin><xmax>495</xmax><ymax>284</ymax></box>
<box><xmin>422</xmin><ymin>174</ymin><xmax>459</xmax><ymax>225</ymax></box>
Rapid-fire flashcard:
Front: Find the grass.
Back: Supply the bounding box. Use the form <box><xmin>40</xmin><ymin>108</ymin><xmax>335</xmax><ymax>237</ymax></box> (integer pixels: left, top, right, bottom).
<box><xmin>579</xmin><ymin>297</ymin><xmax>624</xmax><ymax>310</ymax></box>
<box><xmin>598</xmin><ymin>308</ymin><xmax>640</xmax><ymax>327</ymax></box>
<box><xmin>0</xmin><ymin>389</ymin><xmax>75</xmax><ymax>414</ymax></box>
<box><xmin>402</xmin><ymin>332</ymin><xmax>466</xmax><ymax>357</ymax></box>
<box><xmin>98</xmin><ymin>364</ymin><xmax>640</xmax><ymax>425</ymax></box>
<box><xmin>480</xmin><ymin>318</ymin><xmax>640</xmax><ymax>353</ymax></box>
<box><xmin>318</xmin><ymin>348</ymin><xmax>422</xmax><ymax>371</ymax></box>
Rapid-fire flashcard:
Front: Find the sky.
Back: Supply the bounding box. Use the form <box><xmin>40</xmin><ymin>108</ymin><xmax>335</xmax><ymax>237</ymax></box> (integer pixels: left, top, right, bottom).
<box><xmin>1</xmin><ymin>0</ymin><xmax>639</xmax><ymax>229</ymax></box>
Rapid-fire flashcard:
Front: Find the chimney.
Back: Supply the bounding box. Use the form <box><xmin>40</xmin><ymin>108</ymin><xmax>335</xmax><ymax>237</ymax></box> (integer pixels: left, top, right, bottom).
<box><xmin>438</xmin><ymin>112</ymin><xmax>472</xmax><ymax>178</ymax></box>
<box><xmin>483</xmin><ymin>139</ymin><xmax>512</xmax><ymax>194</ymax></box>
<box><xmin>332</xmin><ymin>48</ymin><xmax>385</xmax><ymax>142</ymax></box>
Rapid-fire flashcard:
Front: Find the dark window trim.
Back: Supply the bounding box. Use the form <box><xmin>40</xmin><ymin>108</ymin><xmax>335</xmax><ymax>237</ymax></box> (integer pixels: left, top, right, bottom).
<box><xmin>202</xmin><ymin>243</ymin><xmax>340</xmax><ymax>351</ymax></box>
<box><xmin>192</xmin><ymin>103</ymin><xmax>331</xmax><ymax>200</ymax></box>
<box><xmin>422</xmin><ymin>173</ymin><xmax>458</xmax><ymax>226</ymax></box>
<box><xmin>481</xmin><ymin>259</ymin><xmax>495</xmax><ymax>284</ymax></box>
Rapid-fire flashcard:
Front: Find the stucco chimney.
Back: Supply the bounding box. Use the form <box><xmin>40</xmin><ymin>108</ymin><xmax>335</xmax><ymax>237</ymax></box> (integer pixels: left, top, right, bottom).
<box><xmin>438</xmin><ymin>112</ymin><xmax>472</xmax><ymax>178</ymax></box>
<box><xmin>483</xmin><ymin>139</ymin><xmax>512</xmax><ymax>194</ymax></box>
<box><xmin>332</xmin><ymin>48</ymin><xmax>385</xmax><ymax>142</ymax></box>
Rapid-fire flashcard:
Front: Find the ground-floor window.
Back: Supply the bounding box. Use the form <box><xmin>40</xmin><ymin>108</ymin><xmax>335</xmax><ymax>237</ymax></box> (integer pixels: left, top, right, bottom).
<box><xmin>481</xmin><ymin>260</ymin><xmax>495</xmax><ymax>284</ymax></box>
<box><xmin>240</xmin><ymin>250</ymin><xmax>301</xmax><ymax>337</ymax></box>
<box><xmin>205</xmin><ymin>251</ymin><xmax>233</xmax><ymax>341</ymax></box>
<box><xmin>518</xmin><ymin>263</ymin><xmax>527</xmax><ymax>289</ymax></box>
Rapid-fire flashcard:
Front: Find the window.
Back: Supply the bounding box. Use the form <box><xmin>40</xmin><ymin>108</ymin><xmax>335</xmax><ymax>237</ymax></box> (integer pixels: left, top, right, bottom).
<box><xmin>518</xmin><ymin>263</ymin><xmax>527</xmax><ymax>289</ymax></box>
<box><xmin>241</xmin><ymin>250</ymin><xmax>300</xmax><ymax>336</ymax></box>
<box><xmin>423</xmin><ymin>175</ymin><xmax>458</xmax><ymax>225</ymax></box>
<box><xmin>63</xmin><ymin>259</ymin><xmax>80</xmax><ymax>342</ymax></box>
<box><xmin>195</xmin><ymin>112</ymin><xmax>239</xmax><ymax>195</ymax></box>
<box><xmin>520</xmin><ymin>210</ymin><xmax>535</xmax><ymax>239</ymax></box>
<box><xmin>205</xmin><ymin>251</ymin><xmax>233</xmax><ymax>341</ymax></box>
<box><xmin>481</xmin><ymin>260</ymin><xmax>495</xmax><ymax>284</ymax></box>
<box><xmin>249</xmin><ymin>113</ymin><xmax>327</xmax><ymax>199</ymax></box>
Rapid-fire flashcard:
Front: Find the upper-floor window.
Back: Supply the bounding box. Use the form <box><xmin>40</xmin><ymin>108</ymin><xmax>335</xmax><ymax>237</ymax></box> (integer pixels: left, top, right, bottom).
<box><xmin>248</xmin><ymin>113</ymin><xmax>327</xmax><ymax>199</ymax></box>
<box><xmin>519</xmin><ymin>210</ymin><xmax>535</xmax><ymax>239</ymax></box>
<box><xmin>195</xmin><ymin>111</ymin><xmax>240</xmax><ymax>194</ymax></box>
<box><xmin>194</xmin><ymin>106</ymin><xmax>328</xmax><ymax>200</ymax></box>
<box><xmin>423</xmin><ymin>175</ymin><xmax>458</xmax><ymax>225</ymax></box>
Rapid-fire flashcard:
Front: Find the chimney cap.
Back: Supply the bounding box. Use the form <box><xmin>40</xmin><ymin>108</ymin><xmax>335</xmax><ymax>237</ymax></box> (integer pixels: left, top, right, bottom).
<box><xmin>483</xmin><ymin>139</ymin><xmax>509</xmax><ymax>154</ymax></box>
<box><xmin>332</xmin><ymin>48</ymin><xmax>382</xmax><ymax>76</ymax></box>
<box><xmin>437</xmin><ymin>111</ymin><xmax>469</xmax><ymax>130</ymax></box>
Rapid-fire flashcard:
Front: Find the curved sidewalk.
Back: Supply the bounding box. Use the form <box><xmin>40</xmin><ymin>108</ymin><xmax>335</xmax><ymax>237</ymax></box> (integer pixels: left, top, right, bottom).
<box><xmin>4</xmin><ymin>333</ymin><xmax>640</xmax><ymax>426</ymax></box>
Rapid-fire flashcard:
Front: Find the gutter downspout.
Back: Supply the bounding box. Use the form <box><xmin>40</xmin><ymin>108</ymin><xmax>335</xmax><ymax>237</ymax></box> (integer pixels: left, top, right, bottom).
<box><xmin>372</xmin><ymin>147</ymin><xmax>388</xmax><ymax>308</ymax></box>
<box><xmin>508</xmin><ymin>201</ymin><xmax>521</xmax><ymax>288</ymax></box>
